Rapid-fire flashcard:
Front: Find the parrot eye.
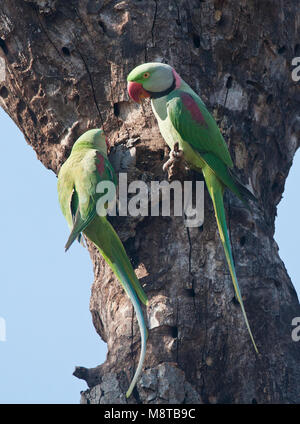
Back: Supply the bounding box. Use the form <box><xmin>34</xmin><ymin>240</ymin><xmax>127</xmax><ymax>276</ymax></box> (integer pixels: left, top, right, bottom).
<box><xmin>143</xmin><ymin>72</ymin><xmax>150</xmax><ymax>79</ymax></box>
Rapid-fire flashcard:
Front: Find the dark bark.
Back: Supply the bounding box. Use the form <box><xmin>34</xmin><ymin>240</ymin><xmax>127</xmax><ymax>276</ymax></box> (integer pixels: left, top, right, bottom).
<box><xmin>1</xmin><ymin>0</ymin><xmax>300</xmax><ymax>404</ymax></box>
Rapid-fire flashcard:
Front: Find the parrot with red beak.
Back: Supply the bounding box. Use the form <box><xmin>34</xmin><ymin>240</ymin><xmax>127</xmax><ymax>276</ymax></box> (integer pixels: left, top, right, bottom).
<box><xmin>127</xmin><ymin>62</ymin><xmax>258</xmax><ymax>354</ymax></box>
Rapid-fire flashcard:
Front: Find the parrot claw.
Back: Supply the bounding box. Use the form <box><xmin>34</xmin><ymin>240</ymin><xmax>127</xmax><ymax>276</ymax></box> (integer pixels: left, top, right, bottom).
<box><xmin>163</xmin><ymin>142</ymin><xmax>184</xmax><ymax>172</ymax></box>
<box><xmin>162</xmin><ymin>159</ymin><xmax>172</xmax><ymax>172</ymax></box>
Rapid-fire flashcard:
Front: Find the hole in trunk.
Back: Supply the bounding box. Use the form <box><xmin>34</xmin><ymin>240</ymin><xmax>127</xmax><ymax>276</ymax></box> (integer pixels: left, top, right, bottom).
<box><xmin>170</xmin><ymin>326</ymin><xmax>178</xmax><ymax>338</ymax></box>
<box><xmin>113</xmin><ymin>103</ymin><xmax>120</xmax><ymax>117</ymax></box>
<box><xmin>239</xmin><ymin>236</ymin><xmax>246</xmax><ymax>246</ymax></box>
<box><xmin>226</xmin><ymin>76</ymin><xmax>233</xmax><ymax>89</ymax></box>
<box><xmin>277</xmin><ymin>46</ymin><xmax>286</xmax><ymax>54</ymax></box>
<box><xmin>232</xmin><ymin>296</ymin><xmax>239</xmax><ymax>306</ymax></box>
<box><xmin>192</xmin><ymin>33</ymin><xmax>200</xmax><ymax>48</ymax></box>
<box><xmin>0</xmin><ymin>86</ymin><xmax>8</xmax><ymax>98</ymax></box>
<box><xmin>98</xmin><ymin>20</ymin><xmax>107</xmax><ymax>33</ymax></box>
<box><xmin>0</xmin><ymin>38</ymin><xmax>8</xmax><ymax>55</ymax></box>
<box><xmin>62</xmin><ymin>47</ymin><xmax>70</xmax><ymax>56</ymax></box>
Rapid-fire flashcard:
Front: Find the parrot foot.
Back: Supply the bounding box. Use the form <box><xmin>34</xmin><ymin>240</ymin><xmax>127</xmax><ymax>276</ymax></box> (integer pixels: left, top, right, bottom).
<box><xmin>163</xmin><ymin>143</ymin><xmax>187</xmax><ymax>181</ymax></box>
<box><xmin>163</xmin><ymin>142</ymin><xmax>184</xmax><ymax>172</ymax></box>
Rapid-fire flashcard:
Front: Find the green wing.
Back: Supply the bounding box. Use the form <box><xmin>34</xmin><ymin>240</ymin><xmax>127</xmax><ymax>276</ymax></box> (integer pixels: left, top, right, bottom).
<box><xmin>58</xmin><ymin>161</ymin><xmax>76</xmax><ymax>230</ymax></box>
<box><xmin>166</xmin><ymin>90</ymin><xmax>251</xmax><ymax>199</ymax></box>
<box><xmin>167</xmin><ymin>90</ymin><xmax>234</xmax><ymax>169</ymax></box>
<box><xmin>59</xmin><ymin>150</ymin><xmax>117</xmax><ymax>251</ymax></box>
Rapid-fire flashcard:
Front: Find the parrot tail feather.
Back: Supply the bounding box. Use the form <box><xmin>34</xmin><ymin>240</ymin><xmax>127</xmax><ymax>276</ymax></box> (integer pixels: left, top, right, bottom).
<box><xmin>65</xmin><ymin>206</ymin><xmax>96</xmax><ymax>251</ymax></box>
<box><xmin>108</xmin><ymin>262</ymin><xmax>147</xmax><ymax>398</ymax></box>
<box><xmin>120</xmin><ymin>271</ymin><xmax>148</xmax><ymax>398</ymax></box>
<box><xmin>83</xmin><ymin>218</ymin><xmax>148</xmax><ymax>397</ymax></box>
<box><xmin>203</xmin><ymin>168</ymin><xmax>258</xmax><ymax>354</ymax></box>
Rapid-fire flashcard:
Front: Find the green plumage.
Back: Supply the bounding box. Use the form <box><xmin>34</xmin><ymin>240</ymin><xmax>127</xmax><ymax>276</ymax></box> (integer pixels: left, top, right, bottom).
<box><xmin>128</xmin><ymin>63</ymin><xmax>258</xmax><ymax>353</ymax></box>
<box><xmin>57</xmin><ymin>129</ymin><xmax>148</xmax><ymax>397</ymax></box>
<box><xmin>167</xmin><ymin>90</ymin><xmax>234</xmax><ymax>168</ymax></box>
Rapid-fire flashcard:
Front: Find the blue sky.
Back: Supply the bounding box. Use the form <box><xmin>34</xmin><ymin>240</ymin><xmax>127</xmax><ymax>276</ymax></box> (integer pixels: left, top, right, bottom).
<box><xmin>0</xmin><ymin>108</ymin><xmax>107</xmax><ymax>403</ymax></box>
<box><xmin>0</xmin><ymin>107</ymin><xmax>299</xmax><ymax>404</ymax></box>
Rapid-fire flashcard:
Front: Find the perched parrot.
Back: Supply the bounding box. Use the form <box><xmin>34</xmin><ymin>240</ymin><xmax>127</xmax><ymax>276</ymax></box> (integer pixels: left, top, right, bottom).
<box><xmin>127</xmin><ymin>63</ymin><xmax>258</xmax><ymax>353</ymax></box>
<box><xmin>57</xmin><ymin>129</ymin><xmax>148</xmax><ymax>397</ymax></box>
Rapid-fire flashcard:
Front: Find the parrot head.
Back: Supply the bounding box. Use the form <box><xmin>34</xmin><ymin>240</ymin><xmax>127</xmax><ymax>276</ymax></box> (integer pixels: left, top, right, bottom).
<box><xmin>127</xmin><ymin>62</ymin><xmax>179</xmax><ymax>103</ymax></box>
<box><xmin>72</xmin><ymin>129</ymin><xmax>108</xmax><ymax>156</ymax></box>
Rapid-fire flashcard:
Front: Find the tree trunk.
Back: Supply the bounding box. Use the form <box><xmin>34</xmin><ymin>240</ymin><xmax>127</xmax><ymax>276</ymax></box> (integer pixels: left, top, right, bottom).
<box><xmin>1</xmin><ymin>0</ymin><xmax>300</xmax><ymax>404</ymax></box>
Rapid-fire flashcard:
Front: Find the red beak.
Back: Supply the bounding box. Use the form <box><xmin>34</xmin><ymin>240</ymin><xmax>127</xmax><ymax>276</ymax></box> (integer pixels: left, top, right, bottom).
<box><xmin>127</xmin><ymin>81</ymin><xmax>150</xmax><ymax>103</ymax></box>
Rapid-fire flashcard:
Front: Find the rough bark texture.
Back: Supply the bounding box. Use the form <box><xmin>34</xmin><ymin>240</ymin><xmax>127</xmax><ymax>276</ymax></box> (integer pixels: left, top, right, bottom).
<box><xmin>1</xmin><ymin>0</ymin><xmax>300</xmax><ymax>404</ymax></box>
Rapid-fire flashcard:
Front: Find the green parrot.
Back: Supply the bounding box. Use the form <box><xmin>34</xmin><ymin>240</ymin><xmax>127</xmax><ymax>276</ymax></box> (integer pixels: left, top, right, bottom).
<box><xmin>127</xmin><ymin>63</ymin><xmax>258</xmax><ymax>353</ymax></box>
<box><xmin>57</xmin><ymin>128</ymin><xmax>148</xmax><ymax>398</ymax></box>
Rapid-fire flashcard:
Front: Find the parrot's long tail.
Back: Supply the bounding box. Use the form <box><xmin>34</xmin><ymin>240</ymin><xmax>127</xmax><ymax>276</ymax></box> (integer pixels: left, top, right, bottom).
<box><xmin>202</xmin><ymin>167</ymin><xmax>258</xmax><ymax>354</ymax></box>
<box><xmin>83</xmin><ymin>217</ymin><xmax>148</xmax><ymax>398</ymax></box>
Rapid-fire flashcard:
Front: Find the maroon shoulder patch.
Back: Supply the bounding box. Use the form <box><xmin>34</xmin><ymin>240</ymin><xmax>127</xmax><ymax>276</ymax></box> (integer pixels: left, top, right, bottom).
<box><xmin>96</xmin><ymin>152</ymin><xmax>105</xmax><ymax>175</ymax></box>
<box><xmin>172</xmin><ymin>69</ymin><xmax>182</xmax><ymax>89</ymax></box>
<box><xmin>180</xmin><ymin>92</ymin><xmax>206</xmax><ymax>126</ymax></box>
